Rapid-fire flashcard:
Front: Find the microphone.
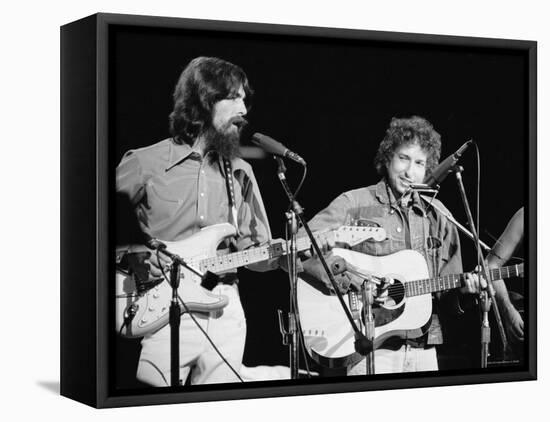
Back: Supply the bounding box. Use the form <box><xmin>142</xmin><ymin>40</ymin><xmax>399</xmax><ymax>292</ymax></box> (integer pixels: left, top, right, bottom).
<box><xmin>251</xmin><ymin>133</ymin><xmax>306</xmax><ymax>166</ymax></box>
<box><xmin>424</xmin><ymin>139</ymin><xmax>472</xmax><ymax>187</ymax></box>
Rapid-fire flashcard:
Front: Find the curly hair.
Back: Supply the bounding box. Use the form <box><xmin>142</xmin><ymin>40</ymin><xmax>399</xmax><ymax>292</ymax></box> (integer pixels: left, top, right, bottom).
<box><xmin>169</xmin><ymin>56</ymin><xmax>253</xmax><ymax>145</ymax></box>
<box><xmin>374</xmin><ymin>116</ymin><xmax>442</xmax><ymax>177</ymax></box>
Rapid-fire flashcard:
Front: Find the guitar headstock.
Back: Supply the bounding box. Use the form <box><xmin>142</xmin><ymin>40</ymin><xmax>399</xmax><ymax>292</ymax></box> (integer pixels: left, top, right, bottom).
<box><xmin>333</xmin><ymin>226</ymin><xmax>387</xmax><ymax>247</ymax></box>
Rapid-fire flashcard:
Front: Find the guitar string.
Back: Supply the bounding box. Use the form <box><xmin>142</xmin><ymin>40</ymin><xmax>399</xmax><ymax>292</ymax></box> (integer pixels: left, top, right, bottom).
<box><xmin>366</xmin><ymin>264</ymin><xmax>523</xmax><ymax>297</ymax></box>
<box><xmin>199</xmin><ymin>227</ymin><xmax>384</xmax><ymax>272</ymax></box>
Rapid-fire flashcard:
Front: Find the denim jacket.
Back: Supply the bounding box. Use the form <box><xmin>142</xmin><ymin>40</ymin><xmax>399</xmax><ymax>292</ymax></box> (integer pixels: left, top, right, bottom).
<box><xmin>304</xmin><ymin>179</ymin><xmax>464</xmax><ymax>345</ymax></box>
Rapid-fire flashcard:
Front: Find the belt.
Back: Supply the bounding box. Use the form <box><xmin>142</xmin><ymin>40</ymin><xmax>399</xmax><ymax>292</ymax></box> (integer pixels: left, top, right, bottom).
<box><xmin>381</xmin><ymin>336</ymin><xmax>430</xmax><ymax>350</ymax></box>
<box><xmin>218</xmin><ymin>273</ymin><xmax>238</xmax><ymax>285</ymax></box>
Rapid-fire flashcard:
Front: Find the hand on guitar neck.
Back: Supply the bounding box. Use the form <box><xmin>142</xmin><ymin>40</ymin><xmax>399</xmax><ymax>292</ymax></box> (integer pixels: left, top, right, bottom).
<box><xmin>460</xmin><ymin>265</ymin><xmax>488</xmax><ymax>295</ymax></box>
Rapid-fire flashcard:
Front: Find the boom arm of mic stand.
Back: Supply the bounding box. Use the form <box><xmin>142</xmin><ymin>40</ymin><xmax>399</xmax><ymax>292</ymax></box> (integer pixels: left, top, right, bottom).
<box><xmin>273</xmin><ymin>157</ymin><xmax>372</xmax><ymax>355</ymax></box>
<box><xmin>155</xmin><ymin>247</ymin><xmax>206</xmax><ymax>279</ymax></box>
<box><xmin>420</xmin><ymin>194</ymin><xmax>492</xmax><ymax>253</ymax></box>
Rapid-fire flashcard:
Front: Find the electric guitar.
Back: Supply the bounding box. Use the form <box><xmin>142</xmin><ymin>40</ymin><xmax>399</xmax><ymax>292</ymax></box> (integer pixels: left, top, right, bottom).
<box><xmin>297</xmin><ymin>248</ymin><xmax>524</xmax><ymax>368</ymax></box>
<box><xmin>116</xmin><ymin>223</ymin><xmax>386</xmax><ymax>338</ymax></box>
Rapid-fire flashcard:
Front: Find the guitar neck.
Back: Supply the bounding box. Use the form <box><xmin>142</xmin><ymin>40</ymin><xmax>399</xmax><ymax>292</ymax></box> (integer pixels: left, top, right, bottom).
<box><xmin>197</xmin><ymin>237</ymin><xmax>312</xmax><ymax>274</ymax></box>
<box><xmin>198</xmin><ymin>243</ymin><xmax>279</xmax><ymax>274</ymax></box>
<box><xmin>196</xmin><ymin>226</ymin><xmax>385</xmax><ymax>274</ymax></box>
<box><xmin>405</xmin><ymin>263</ymin><xmax>524</xmax><ymax>297</ymax></box>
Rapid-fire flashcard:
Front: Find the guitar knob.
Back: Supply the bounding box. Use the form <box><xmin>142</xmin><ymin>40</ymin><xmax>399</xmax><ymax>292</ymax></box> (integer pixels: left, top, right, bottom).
<box><xmin>153</xmin><ymin>293</ymin><xmax>160</xmax><ymax>299</ymax></box>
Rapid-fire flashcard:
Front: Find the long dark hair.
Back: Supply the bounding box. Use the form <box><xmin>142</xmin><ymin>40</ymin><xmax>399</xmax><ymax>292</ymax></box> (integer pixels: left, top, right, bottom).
<box><xmin>169</xmin><ymin>56</ymin><xmax>253</xmax><ymax>145</ymax></box>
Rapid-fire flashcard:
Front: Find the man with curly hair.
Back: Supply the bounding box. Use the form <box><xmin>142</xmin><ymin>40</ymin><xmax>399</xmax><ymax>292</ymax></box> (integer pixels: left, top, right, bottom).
<box><xmin>116</xmin><ymin>57</ymin><xmax>274</xmax><ymax>386</ymax></box>
<box><xmin>301</xmin><ymin>116</ymin><xmax>482</xmax><ymax>374</ymax></box>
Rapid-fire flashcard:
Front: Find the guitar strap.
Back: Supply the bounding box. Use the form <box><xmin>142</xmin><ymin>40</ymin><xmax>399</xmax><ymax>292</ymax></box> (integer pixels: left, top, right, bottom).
<box><xmin>221</xmin><ymin>158</ymin><xmax>240</xmax><ymax>238</ymax></box>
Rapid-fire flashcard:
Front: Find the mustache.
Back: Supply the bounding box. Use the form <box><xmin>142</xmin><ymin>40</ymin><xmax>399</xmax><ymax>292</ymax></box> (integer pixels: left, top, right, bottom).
<box><xmin>228</xmin><ymin>115</ymin><xmax>248</xmax><ymax>129</ymax></box>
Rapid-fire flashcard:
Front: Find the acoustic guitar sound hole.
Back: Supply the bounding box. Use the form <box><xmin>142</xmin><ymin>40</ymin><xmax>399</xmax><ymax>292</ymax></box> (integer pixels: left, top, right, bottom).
<box><xmin>381</xmin><ymin>278</ymin><xmax>405</xmax><ymax>309</ymax></box>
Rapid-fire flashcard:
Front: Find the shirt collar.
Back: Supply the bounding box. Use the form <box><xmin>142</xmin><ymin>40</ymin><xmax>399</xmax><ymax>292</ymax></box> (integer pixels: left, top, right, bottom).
<box><xmin>374</xmin><ymin>179</ymin><xmax>391</xmax><ymax>204</ymax></box>
<box><xmin>375</xmin><ymin>179</ymin><xmax>427</xmax><ymax>216</ymax></box>
<box><xmin>163</xmin><ymin>138</ymin><xmax>250</xmax><ymax>175</ymax></box>
<box><xmin>165</xmin><ymin>139</ymin><xmax>203</xmax><ymax>172</ymax></box>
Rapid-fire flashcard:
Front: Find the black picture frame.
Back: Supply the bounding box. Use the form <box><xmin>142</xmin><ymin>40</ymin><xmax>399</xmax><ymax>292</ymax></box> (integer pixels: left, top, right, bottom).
<box><xmin>61</xmin><ymin>12</ymin><xmax>537</xmax><ymax>408</ymax></box>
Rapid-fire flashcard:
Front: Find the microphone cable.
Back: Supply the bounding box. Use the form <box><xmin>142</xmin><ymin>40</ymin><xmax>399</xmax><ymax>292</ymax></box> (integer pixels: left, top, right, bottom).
<box><xmin>472</xmin><ymin>141</ymin><xmax>483</xmax><ymax>269</ymax></box>
<box><xmin>293</xmin><ymin>163</ymin><xmax>307</xmax><ymax>199</ymax></box>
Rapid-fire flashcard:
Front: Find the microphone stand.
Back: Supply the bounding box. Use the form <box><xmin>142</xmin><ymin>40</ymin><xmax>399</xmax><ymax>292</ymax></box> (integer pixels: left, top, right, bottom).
<box><xmin>154</xmin><ymin>245</ymin><xmax>211</xmax><ymax>386</ymax></box>
<box><xmin>275</xmin><ymin>157</ymin><xmax>300</xmax><ymax>379</ymax></box>
<box><xmin>169</xmin><ymin>262</ymin><xmax>182</xmax><ymax>386</ymax></box>
<box><xmin>282</xmin><ymin>210</ymin><xmax>300</xmax><ymax>379</ymax></box>
<box><xmin>451</xmin><ymin>165</ymin><xmax>508</xmax><ymax>367</ymax></box>
<box><xmin>361</xmin><ymin>279</ymin><xmax>376</xmax><ymax>374</ymax></box>
<box><xmin>273</xmin><ymin>157</ymin><xmax>372</xmax><ymax>376</ymax></box>
<box><xmin>419</xmin><ymin>192</ymin><xmax>492</xmax><ymax>253</ymax></box>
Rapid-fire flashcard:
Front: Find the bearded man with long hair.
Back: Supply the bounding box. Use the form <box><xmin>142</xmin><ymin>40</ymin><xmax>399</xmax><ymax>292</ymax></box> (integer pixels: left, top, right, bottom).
<box><xmin>116</xmin><ymin>57</ymin><xmax>273</xmax><ymax>386</ymax></box>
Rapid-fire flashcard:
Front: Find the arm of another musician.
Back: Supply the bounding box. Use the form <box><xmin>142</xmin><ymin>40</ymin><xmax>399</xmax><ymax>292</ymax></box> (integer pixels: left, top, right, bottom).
<box><xmin>486</xmin><ymin>208</ymin><xmax>524</xmax><ymax>342</ymax></box>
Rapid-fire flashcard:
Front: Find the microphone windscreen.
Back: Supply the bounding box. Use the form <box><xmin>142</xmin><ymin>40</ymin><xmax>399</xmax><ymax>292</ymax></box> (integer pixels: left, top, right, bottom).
<box><xmin>251</xmin><ymin>133</ymin><xmax>286</xmax><ymax>156</ymax></box>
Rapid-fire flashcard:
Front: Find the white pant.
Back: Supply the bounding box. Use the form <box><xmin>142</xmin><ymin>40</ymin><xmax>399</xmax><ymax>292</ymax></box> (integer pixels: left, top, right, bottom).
<box><xmin>136</xmin><ymin>283</ymin><xmax>246</xmax><ymax>386</ymax></box>
<box><xmin>347</xmin><ymin>344</ymin><xmax>438</xmax><ymax>375</ymax></box>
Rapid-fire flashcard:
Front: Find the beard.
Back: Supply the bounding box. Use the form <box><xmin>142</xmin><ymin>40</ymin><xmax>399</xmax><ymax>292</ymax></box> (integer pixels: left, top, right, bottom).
<box><xmin>203</xmin><ymin>116</ymin><xmax>247</xmax><ymax>162</ymax></box>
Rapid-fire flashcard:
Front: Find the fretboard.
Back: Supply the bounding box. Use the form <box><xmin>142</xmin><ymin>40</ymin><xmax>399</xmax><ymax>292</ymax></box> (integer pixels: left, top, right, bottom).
<box><xmin>197</xmin><ymin>238</ymin><xmax>314</xmax><ymax>274</ymax></box>
<box><xmin>405</xmin><ymin>263</ymin><xmax>524</xmax><ymax>297</ymax></box>
<box><xmin>195</xmin><ymin>226</ymin><xmax>384</xmax><ymax>274</ymax></box>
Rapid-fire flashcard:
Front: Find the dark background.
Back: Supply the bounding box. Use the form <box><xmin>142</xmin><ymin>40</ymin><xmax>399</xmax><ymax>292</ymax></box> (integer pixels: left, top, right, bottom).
<box><xmin>110</xmin><ymin>24</ymin><xmax>528</xmax><ymax>389</ymax></box>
